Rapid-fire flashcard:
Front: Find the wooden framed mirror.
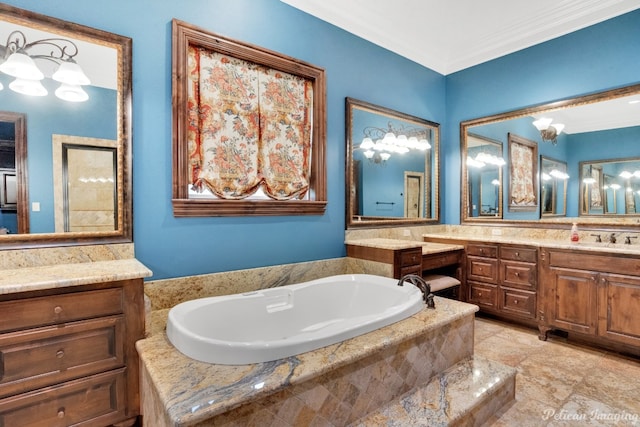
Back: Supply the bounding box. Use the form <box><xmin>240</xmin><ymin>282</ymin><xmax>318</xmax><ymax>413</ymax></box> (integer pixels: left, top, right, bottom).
<box><xmin>461</xmin><ymin>82</ymin><xmax>640</xmax><ymax>227</ymax></box>
<box><xmin>345</xmin><ymin>97</ymin><xmax>440</xmax><ymax>228</ymax></box>
<box><xmin>0</xmin><ymin>4</ymin><xmax>132</xmax><ymax>248</ymax></box>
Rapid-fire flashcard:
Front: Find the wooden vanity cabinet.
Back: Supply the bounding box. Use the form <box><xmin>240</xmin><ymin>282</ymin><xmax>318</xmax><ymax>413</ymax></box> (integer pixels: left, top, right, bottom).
<box><xmin>346</xmin><ymin>244</ymin><xmax>422</xmax><ymax>278</ymax></box>
<box><xmin>466</xmin><ymin>243</ymin><xmax>499</xmax><ymax>309</ymax></box>
<box><xmin>0</xmin><ymin>279</ymin><xmax>144</xmax><ymax>427</ymax></box>
<box><xmin>466</xmin><ymin>242</ymin><xmax>538</xmax><ymax>324</ymax></box>
<box><xmin>539</xmin><ymin>248</ymin><xmax>640</xmax><ymax>353</ymax></box>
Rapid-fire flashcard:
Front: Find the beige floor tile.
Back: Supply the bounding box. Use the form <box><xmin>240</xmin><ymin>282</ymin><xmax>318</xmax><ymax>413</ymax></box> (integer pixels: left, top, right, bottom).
<box><xmin>475</xmin><ymin>316</ymin><xmax>640</xmax><ymax>427</ymax></box>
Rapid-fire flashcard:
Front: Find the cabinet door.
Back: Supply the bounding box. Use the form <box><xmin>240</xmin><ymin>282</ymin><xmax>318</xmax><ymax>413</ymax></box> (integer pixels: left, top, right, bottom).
<box><xmin>548</xmin><ymin>267</ymin><xmax>598</xmax><ymax>335</ymax></box>
<box><xmin>598</xmin><ymin>273</ymin><xmax>640</xmax><ymax>347</ymax></box>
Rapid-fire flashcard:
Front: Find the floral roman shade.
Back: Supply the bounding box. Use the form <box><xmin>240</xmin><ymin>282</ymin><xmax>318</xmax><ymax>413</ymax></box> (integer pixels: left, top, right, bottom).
<box><xmin>187</xmin><ymin>46</ymin><xmax>313</xmax><ymax>200</ymax></box>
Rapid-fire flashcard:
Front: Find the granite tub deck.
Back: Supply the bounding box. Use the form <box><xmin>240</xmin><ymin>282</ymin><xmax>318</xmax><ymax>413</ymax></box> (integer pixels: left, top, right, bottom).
<box><xmin>137</xmin><ymin>297</ymin><xmax>516</xmax><ymax>426</ymax></box>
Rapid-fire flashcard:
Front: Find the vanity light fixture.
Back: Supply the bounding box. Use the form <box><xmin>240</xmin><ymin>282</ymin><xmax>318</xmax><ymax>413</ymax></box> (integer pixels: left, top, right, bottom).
<box><xmin>358</xmin><ymin>122</ymin><xmax>431</xmax><ymax>163</ymax></box>
<box><xmin>532</xmin><ymin>117</ymin><xmax>565</xmax><ymax>145</ymax></box>
<box><xmin>549</xmin><ymin>169</ymin><xmax>569</xmax><ymax>180</ymax></box>
<box><xmin>0</xmin><ymin>30</ymin><xmax>90</xmax><ymax>102</ymax></box>
<box><xmin>475</xmin><ymin>152</ymin><xmax>505</xmax><ymax>166</ymax></box>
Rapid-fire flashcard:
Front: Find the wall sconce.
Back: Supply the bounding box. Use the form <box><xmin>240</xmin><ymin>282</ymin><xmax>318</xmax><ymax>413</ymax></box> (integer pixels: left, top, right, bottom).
<box><xmin>532</xmin><ymin>118</ymin><xmax>565</xmax><ymax>145</ymax></box>
<box><xmin>0</xmin><ymin>30</ymin><xmax>90</xmax><ymax>102</ymax></box>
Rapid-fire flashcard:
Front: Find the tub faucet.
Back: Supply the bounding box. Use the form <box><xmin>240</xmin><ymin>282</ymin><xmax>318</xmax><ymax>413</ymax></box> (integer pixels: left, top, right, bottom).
<box><xmin>397</xmin><ymin>274</ymin><xmax>435</xmax><ymax>309</ymax></box>
<box><xmin>609</xmin><ymin>233</ymin><xmax>617</xmax><ymax>244</ymax></box>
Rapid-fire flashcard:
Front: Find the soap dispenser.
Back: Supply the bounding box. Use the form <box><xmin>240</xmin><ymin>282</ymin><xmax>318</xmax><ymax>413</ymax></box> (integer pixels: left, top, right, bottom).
<box><xmin>570</xmin><ymin>223</ymin><xmax>579</xmax><ymax>243</ymax></box>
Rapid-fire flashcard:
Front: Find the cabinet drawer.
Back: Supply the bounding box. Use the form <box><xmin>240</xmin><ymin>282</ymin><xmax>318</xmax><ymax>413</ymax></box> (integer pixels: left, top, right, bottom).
<box><xmin>467</xmin><ymin>281</ymin><xmax>498</xmax><ymax>308</ymax></box>
<box><xmin>0</xmin><ymin>368</ymin><xmax>126</xmax><ymax>427</ymax></box>
<box><xmin>501</xmin><ymin>246</ymin><xmax>537</xmax><ymax>263</ymax></box>
<box><xmin>500</xmin><ymin>287</ymin><xmax>536</xmax><ymax>319</ymax></box>
<box><xmin>0</xmin><ymin>316</ymin><xmax>124</xmax><ymax>399</ymax></box>
<box><xmin>422</xmin><ymin>250</ymin><xmax>461</xmax><ymax>270</ymax></box>
<box><xmin>467</xmin><ymin>244</ymin><xmax>498</xmax><ymax>258</ymax></box>
<box><xmin>0</xmin><ymin>288</ymin><xmax>123</xmax><ymax>333</ymax></box>
<box><xmin>399</xmin><ymin>249</ymin><xmax>422</xmax><ymax>267</ymax></box>
<box><xmin>501</xmin><ymin>260</ymin><xmax>537</xmax><ymax>290</ymax></box>
<box><xmin>467</xmin><ymin>256</ymin><xmax>498</xmax><ymax>283</ymax></box>
<box><xmin>399</xmin><ymin>265</ymin><xmax>422</xmax><ymax>278</ymax></box>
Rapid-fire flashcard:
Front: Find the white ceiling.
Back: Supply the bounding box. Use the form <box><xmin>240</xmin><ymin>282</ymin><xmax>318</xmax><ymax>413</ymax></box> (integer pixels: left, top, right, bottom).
<box><xmin>281</xmin><ymin>0</ymin><xmax>640</xmax><ymax>75</ymax></box>
<box><xmin>282</xmin><ymin>0</ymin><xmax>640</xmax><ymax>133</ymax></box>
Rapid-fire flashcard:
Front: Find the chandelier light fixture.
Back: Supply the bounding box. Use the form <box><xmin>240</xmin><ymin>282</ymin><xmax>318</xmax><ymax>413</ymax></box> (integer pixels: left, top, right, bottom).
<box><xmin>0</xmin><ymin>30</ymin><xmax>90</xmax><ymax>102</ymax></box>
<box><xmin>358</xmin><ymin>122</ymin><xmax>431</xmax><ymax>164</ymax></box>
<box><xmin>532</xmin><ymin>117</ymin><xmax>565</xmax><ymax>145</ymax></box>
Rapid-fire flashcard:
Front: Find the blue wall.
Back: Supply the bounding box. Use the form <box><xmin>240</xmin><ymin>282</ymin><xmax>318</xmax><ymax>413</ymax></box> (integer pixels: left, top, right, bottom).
<box><xmin>4</xmin><ymin>1</ymin><xmax>639</xmax><ymax>279</ymax></box>
<box><xmin>3</xmin><ymin>0</ymin><xmax>445</xmax><ymax>279</ymax></box>
<box><xmin>445</xmin><ymin>9</ymin><xmax>640</xmax><ymax>224</ymax></box>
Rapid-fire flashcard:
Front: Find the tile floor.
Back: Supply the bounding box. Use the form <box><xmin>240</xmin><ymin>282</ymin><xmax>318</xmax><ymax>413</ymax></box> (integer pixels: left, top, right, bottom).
<box><xmin>475</xmin><ymin>316</ymin><xmax>640</xmax><ymax>427</ymax></box>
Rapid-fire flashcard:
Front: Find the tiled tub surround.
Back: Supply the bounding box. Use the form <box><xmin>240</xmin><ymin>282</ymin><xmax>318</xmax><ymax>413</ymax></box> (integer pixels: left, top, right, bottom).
<box><xmin>138</xmin><ymin>296</ymin><xmax>516</xmax><ymax>426</ymax></box>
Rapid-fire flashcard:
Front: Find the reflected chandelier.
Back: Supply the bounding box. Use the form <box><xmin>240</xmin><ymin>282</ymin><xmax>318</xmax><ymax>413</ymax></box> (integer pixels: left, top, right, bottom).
<box><xmin>358</xmin><ymin>122</ymin><xmax>431</xmax><ymax>164</ymax></box>
<box><xmin>0</xmin><ymin>30</ymin><xmax>91</xmax><ymax>102</ymax></box>
<box><xmin>532</xmin><ymin>117</ymin><xmax>565</xmax><ymax>145</ymax></box>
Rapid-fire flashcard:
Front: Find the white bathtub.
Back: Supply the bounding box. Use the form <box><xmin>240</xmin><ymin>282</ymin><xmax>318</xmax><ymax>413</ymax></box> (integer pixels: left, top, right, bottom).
<box><xmin>166</xmin><ymin>274</ymin><xmax>424</xmax><ymax>365</ymax></box>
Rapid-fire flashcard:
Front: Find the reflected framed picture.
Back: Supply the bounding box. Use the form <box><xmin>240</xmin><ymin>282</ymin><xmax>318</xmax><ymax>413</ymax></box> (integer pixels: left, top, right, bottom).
<box><xmin>508</xmin><ymin>133</ymin><xmax>538</xmax><ymax>212</ymax></box>
<box><xmin>589</xmin><ymin>165</ymin><xmax>604</xmax><ymax>210</ymax></box>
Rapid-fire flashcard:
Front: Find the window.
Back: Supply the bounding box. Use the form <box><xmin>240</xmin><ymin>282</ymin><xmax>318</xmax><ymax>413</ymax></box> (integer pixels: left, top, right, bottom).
<box><xmin>171</xmin><ymin>20</ymin><xmax>326</xmax><ymax>216</ymax></box>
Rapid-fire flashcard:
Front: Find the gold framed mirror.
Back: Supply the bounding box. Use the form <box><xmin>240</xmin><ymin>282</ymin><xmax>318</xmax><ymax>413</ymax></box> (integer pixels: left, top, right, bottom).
<box><xmin>0</xmin><ymin>4</ymin><xmax>132</xmax><ymax>248</ymax></box>
<box><xmin>540</xmin><ymin>156</ymin><xmax>568</xmax><ymax>217</ymax></box>
<box><xmin>579</xmin><ymin>157</ymin><xmax>640</xmax><ymax>216</ymax></box>
<box><xmin>345</xmin><ymin>97</ymin><xmax>440</xmax><ymax>228</ymax></box>
<box><xmin>461</xmin><ymin>82</ymin><xmax>640</xmax><ymax>227</ymax></box>
<box><xmin>465</xmin><ymin>133</ymin><xmax>503</xmax><ymax>219</ymax></box>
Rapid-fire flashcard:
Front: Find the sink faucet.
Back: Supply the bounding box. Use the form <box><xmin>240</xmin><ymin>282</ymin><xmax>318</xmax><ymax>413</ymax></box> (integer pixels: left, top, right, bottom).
<box><xmin>609</xmin><ymin>233</ymin><xmax>617</xmax><ymax>244</ymax></box>
<box><xmin>397</xmin><ymin>274</ymin><xmax>435</xmax><ymax>309</ymax></box>
<box><xmin>590</xmin><ymin>234</ymin><xmax>602</xmax><ymax>243</ymax></box>
<box><xmin>625</xmin><ymin>235</ymin><xmax>638</xmax><ymax>245</ymax></box>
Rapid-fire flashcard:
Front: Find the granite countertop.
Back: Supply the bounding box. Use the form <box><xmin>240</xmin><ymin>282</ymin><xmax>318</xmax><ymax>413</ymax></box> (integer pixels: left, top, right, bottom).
<box><xmin>345</xmin><ymin>238</ymin><xmax>464</xmax><ymax>255</ymax></box>
<box><xmin>136</xmin><ymin>297</ymin><xmax>478</xmax><ymax>426</ymax></box>
<box><xmin>422</xmin><ymin>233</ymin><xmax>640</xmax><ymax>255</ymax></box>
<box><xmin>0</xmin><ymin>258</ymin><xmax>152</xmax><ymax>295</ymax></box>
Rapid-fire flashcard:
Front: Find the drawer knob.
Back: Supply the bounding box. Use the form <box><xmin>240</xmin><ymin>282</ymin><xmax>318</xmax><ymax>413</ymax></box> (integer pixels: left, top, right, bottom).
<box><xmin>514</xmin><ymin>299</ymin><xmax>519</xmax><ymax>305</ymax></box>
<box><xmin>515</xmin><ymin>252</ymin><xmax>519</xmax><ymax>257</ymax></box>
<box><xmin>56</xmin><ymin>349</ymin><xmax>65</xmax><ymax>359</ymax></box>
<box><xmin>57</xmin><ymin>408</ymin><xmax>65</xmax><ymax>419</ymax></box>
<box><xmin>54</xmin><ymin>306</ymin><xmax>63</xmax><ymax>314</ymax></box>
<box><xmin>478</xmin><ymin>292</ymin><xmax>483</xmax><ymax>297</ymax></box>
<box><xmin>515</xmin><ymin>272</ymin><xmax>520</xmax><ymax>277</ymax></box>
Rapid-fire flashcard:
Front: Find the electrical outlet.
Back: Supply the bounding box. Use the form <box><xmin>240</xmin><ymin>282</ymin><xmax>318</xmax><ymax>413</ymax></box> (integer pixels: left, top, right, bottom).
<box><xmin>403</xmin><ymin>229</ymin><xmax>411</xmax><ymax>237</ymax></box>
<box><xmin>32</xmin><ymin>202</ymin><xmax>40</xmax><ymax>212</ymax></box>
<box><xmin>491</xmin><ymin>228</ymin><xmax>502</xmax><ymax>236</ymax></box>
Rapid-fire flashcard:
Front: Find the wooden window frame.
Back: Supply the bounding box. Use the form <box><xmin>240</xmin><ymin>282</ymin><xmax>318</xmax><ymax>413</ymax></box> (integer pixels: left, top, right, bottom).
<box><xmin>171</xmin><ymin>19</ymin><xmax>327</xmax><ymax>217</ymax></box>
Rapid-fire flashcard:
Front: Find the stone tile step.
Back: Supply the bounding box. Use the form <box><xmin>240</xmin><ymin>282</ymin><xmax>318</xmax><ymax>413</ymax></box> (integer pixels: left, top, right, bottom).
<box><xmin>351</xmin><ymin>356</ymin><xmax>516</xmax><ymax>427</ymax></box>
